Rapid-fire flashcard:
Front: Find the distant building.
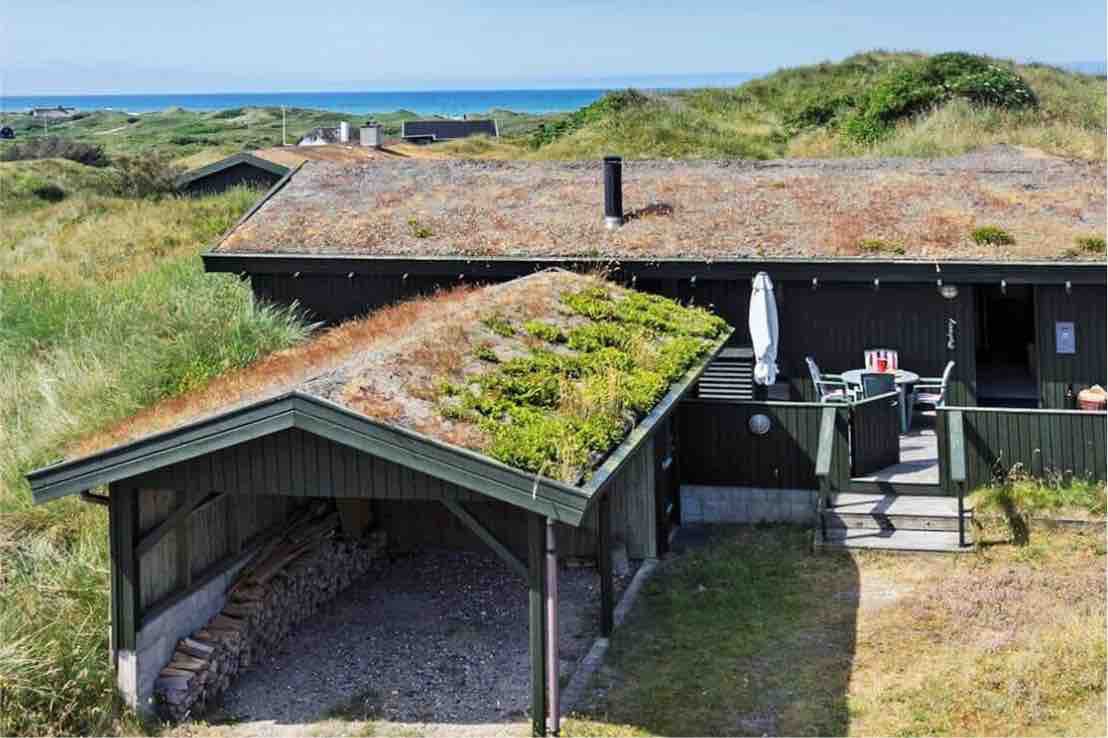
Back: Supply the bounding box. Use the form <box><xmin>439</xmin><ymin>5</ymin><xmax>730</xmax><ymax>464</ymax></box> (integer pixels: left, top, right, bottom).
<box><xmin>400</xmin><ymin>118</ymin><xmax>498</xmax><ymax>144</ymax></box>
<box><xmin>298</xmin><ymin>121</ymin><xmax>365</xmax><ymax>147</ymax></box>
<box><xmin>175</xmin><ymin>153</ymin><xmax>289</xmax><ymax>196</ymax></box>
<box><xmin>29</xmin><ymin>106</ymin><xmax>77</xmax><ymax>119</ymax></box>
<box><xmin>0</xmin><ymin>126</ymin><xmax>14</xmax><ymax>140</ymax></box>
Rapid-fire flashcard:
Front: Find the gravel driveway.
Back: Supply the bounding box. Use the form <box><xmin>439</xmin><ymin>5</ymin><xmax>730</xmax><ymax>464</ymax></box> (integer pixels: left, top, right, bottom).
<box><xmin>203</xmin><ymin>549</ymin><xmax>626</xmax><ymax>735</ymax></box>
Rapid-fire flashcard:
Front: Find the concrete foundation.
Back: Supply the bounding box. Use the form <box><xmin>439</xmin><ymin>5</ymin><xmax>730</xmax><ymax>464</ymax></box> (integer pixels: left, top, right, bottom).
<box><xmin>680</xmin><ymin>485</ymin><xmax>816</xmax><ymax>525</ymax></box>
<box><xmin>123</xmin><ymin>555</ymin><xmax>251</xmax><ymax>714</ymax></box>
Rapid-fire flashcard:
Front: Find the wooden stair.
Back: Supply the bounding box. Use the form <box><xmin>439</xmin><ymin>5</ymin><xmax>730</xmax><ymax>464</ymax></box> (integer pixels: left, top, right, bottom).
<box><xmin>815</xmin><ymin>493</ymin><xmax>974</xmax><ymax>553</ymax></box>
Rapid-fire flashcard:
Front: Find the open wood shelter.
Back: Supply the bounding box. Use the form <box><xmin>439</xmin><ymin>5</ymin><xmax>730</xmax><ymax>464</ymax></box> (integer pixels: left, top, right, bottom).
<box><xmin>27</xmin><ymin>271</ymin><xmax>729</xmax><ymax>735</ymax></box>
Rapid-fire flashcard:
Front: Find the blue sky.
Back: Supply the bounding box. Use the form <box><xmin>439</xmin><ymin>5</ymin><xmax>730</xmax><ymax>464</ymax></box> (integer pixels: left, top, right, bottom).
<box><xmin>1</xmin><ymin>0</ymin><xmax>1104</xmax><ymax>94</ymax></box>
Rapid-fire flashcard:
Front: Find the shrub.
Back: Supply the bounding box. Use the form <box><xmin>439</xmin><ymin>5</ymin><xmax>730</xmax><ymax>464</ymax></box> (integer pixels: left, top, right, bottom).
<box><xmin>971</xmin><ymin>225</ymin><xmax>1015</xmax><ymax>245</ymax></box>
<box><xmin>474</xmin><ymin>343</ymin><xmax>499</xmax><ymax>363</ymax></box>
<box><xmin>110</xmin><ymin>154</ymin><xmax>183</xmax><ymax>198</ymax></box>
<box><xmin>0</xmin><ymin>137</ymin><xmax>109</xmax><ymax>167</ymax></box>
<box><xmin>922</xmin><ymin>52</ymin><xmax>1037</xmax><ymax>109</ymax></box>
<box><xmin>31</xmin><ymin>183</ymin><xmax>67</xmax><ymax>202</ymax></box>
<box><xmin>1074</xmin><ymin>235</ymin><xmax>1106</xmax><ymax>253</ymax></box>
<box><xmin>857</xmin><ymin>238</ymin><xmax>906</xmax><ymax>255</ymax></box>
<box><xmin>481</xmin><ymin>313</ymin><xmax>515</xmax><ymax>337</ymax></box>
<box><xmin>523</xmin><ymin>320</ymin><xmax>566</xmax><ymax>343</ymax></box>
<box><xmin>972</xmin><ymin>467</ymin><xmax>1107</xmax><ymax>543</ymax></box>
<box><xmin>407</xmin><ymin>217</ymin><xmax>433</xmax><ymax>239</ymax></box>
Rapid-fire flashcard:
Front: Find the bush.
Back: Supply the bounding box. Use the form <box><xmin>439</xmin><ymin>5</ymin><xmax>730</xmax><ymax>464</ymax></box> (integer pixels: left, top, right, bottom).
<box><xmin>973</xmin><ymin>467</ymin><xmax>1106</xmax><ymax>543</ymax></box>
<box><xmin>1074</xmin><ymin>235</ymin><xmax>1106</xmax><ymax>253</ymax></box>
<box><xmin>0</xmin><ymin>137</ymin><xmax>109</xmax><ymax>167</ymax></box>
<box><xmin>922</xmin><ymin>52</ymin><xmax>1037</xmax><ymax>109</ymax></box>
<box><xmin>109</xmin><ymin>154</ymin><xmax>183</xmax><ymax>198</ymax></box>
<box><xmin>971</xmin><ymin>225</ymin><xmax>1015</xmax><ymax>245</ymax></box>
<box><xmin>31</xmin><ymin>183</ymin><xmax>67</xmax><ymax>202</ymax></box>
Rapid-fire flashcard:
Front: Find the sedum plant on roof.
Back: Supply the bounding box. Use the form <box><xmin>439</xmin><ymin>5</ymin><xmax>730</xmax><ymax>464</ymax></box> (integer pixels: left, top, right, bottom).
<box><xmin>435</xmin><ymin>284</ymin><xmax>728</xmax><ymax>483</ymax></box>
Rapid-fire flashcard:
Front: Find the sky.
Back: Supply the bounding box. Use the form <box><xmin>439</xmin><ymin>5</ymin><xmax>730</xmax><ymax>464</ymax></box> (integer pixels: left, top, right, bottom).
<box><xmin>1</xmin><ymin>0</ymin><xmax>1105</xmax><ymax>94</ymax></box>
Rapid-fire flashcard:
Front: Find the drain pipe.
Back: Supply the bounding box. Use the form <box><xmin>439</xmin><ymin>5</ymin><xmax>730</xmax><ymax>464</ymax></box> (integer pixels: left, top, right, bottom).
<box><xmin>603</xmin><ymin>156</ymin><xmax>623</xmax><ymax>230</ymax></box>
<box><xmin>545</xmin><ymin>518</ymin><xmax>560</xmax><ymax>734</ymax></box>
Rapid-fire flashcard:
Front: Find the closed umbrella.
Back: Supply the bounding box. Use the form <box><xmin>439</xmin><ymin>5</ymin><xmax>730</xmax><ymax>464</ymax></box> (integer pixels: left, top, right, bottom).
<box><xmin>749</xmin><ymin>272</ymin><xmax>778</xmax><ymax>386</ymax></box>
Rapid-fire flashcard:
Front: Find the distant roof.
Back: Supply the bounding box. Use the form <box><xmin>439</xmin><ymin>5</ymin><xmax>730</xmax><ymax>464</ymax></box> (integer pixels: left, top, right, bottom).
<box><xmin>401</xmin><ymin>119</ymin><xmax>498</xmax><ymax>141</ymax></box>
<box><xmin>40</xmin><ymin>271</ymin><xmax>728</xmax><ymax>497</ymax></box>
<box><xmin>213</xmin><ymin>146</ymin><xmax>1106</xmax><ymax>263</ymax></box>
<box><xmin>175</xmin><ymin>152</ymin><xmax>289</xmax><ymax>189</ymax></box>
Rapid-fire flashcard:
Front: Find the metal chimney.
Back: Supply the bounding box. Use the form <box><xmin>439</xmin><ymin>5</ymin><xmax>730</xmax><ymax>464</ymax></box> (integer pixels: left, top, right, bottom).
<box><xmin>603</xmin><ymin>156</ymin><xmax>623</xmax><ymax>230</ymax></box>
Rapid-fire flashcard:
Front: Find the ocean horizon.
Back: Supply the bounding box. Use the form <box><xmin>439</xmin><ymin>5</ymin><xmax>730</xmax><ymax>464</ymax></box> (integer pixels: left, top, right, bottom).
<box><xmin>3</xmin><ymin>88</ymin><xmax>616</xmax><ymax>116</ymax></box>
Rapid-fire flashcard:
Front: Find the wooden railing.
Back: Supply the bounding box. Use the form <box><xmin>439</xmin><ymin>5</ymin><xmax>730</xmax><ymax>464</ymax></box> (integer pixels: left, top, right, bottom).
<box><xmin>849</xmin><ymin>391</ymin><xmax>901</xmax><ymax>478</ymax></box>
<box><xmin>946</xmin><ymin>409</ymin><xmax>968</xmax><ymax>547</ymax></box>
<box><xmin>936</xmin><ymin>406</ymin><xmax>1108</xmax><ymax>493</ymax></box>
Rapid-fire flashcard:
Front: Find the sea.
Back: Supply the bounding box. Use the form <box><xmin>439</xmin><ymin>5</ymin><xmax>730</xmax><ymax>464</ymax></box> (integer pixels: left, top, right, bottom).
<box><xmin>1</xmin><ymin>89</ymin><xmax>616</xmax><ymax>116</ymax></box>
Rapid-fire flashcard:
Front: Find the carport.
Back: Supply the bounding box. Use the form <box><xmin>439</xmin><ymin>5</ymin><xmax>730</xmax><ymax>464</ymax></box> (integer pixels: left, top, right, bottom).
<box><xmin>26</xmin><ymin>271</ymin><xmax>730</xmax><ymax>736</ymax></box>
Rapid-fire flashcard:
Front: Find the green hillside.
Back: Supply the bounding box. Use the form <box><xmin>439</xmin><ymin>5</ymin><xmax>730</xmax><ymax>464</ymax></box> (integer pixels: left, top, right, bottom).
<box><xmin>527</xmin><ymin>51</ymin><xmax>1106</xmax><ymax>160</ymax></box>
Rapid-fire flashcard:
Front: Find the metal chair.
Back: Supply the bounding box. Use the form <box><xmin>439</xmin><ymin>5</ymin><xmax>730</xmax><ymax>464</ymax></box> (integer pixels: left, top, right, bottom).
<box><xmin>914</xmin><ymin>361</ymin><xmax>955</xmax><ymax>410</ymax></box>
<box><xmin>860</xmin><ymin>371</ymin><xmax>896</xmax><ymax>398</ymax></box>
<box><xmin>806</xmin><ymin>356</ymin><xmax>851</xmax><ymax>403</ymax></box>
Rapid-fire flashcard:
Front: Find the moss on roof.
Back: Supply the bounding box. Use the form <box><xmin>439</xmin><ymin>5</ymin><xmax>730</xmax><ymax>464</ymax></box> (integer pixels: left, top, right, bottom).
<box><xmin>214</xmin><ymin>148</ymin><xmax>1105</xmax><ymax>262</ymax></box>
<box><xmin>70</xmin><ymin>271</ymin><xmax>729</xmax><ymax>484</ymax></box>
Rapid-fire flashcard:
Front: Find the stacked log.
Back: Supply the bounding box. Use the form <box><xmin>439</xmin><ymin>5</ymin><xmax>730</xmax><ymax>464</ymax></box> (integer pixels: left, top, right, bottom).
<box><xmin>154</xmin><ymin>504</ymin><xmax>385</xmax><ymax>721</ymax></box>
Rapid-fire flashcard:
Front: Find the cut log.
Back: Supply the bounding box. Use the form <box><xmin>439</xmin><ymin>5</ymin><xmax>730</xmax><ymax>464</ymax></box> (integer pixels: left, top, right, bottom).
<box><xmin>159</xmin><ymin>667</ymin><xmax>195</xmax><ymax>679</ymax></box>
<box><xmin>179</xmin><ymin>638</ymin><xmax>215</xmax><ymax>658</ymax></box>
<box><xmin>170</xmin><ymin>654</ymin><xmax>209</xmax><ymax>672</ymax></box>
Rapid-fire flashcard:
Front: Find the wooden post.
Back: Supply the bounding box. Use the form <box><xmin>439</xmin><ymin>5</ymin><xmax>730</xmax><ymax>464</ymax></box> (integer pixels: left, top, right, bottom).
<box><xmin>545</xmin><ymin>519</ymin><xmax>559</xmax><ymax>735</ymax></box>
<box><xmin>111</xmin><ymin>485</ymin><xmax>140</xmax><ymax>708</ymax></box>
<box><xmin>598</xmin><ymin>494</ymin><xmax>614</xmax><ymax>637</ymax></box>
<box><xmin>528</xmin><ymin>513</ymin><xmax>548</xmax><ymax>737</ymax></box>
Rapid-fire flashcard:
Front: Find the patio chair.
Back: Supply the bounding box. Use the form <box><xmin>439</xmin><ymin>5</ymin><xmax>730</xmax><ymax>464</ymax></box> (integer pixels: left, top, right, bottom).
<box><xmin>861</xmin><ymin>371</ymin><xmax>896</xmax><ymax>398</ymax></box>
<box><xmin>914</xmin><ymin>361</ymin><xmax>955</xmax><ymax>411</ymax></box>
<box><xmin>806</xmin><ymin>356</ymin><xmax>851</xmax><ymax>403</ymax></box>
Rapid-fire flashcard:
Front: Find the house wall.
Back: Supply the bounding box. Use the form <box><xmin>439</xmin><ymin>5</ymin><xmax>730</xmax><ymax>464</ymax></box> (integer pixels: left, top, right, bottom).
<box><xmin>1035</xmin><ymin>285</ymin><xmax>1107</xmax><ymax>409</ymax></box>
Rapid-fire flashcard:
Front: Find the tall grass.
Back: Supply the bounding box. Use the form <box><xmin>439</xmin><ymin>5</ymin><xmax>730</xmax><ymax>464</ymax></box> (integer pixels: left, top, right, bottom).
<box><xmin>0</xmin><ymin>169</ymin><xmax>309</xmax><ymax>734</ymax></box>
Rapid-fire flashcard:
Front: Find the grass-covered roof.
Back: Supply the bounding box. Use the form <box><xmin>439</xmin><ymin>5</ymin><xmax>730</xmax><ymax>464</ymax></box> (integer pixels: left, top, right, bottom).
<box><xmin>66</xmin><ymin>270</ymin><xmax>729</xmax><ymax>484</ymax></box>
<box><xmin>213</xmin><ymin>147</ymin><xmax>1105</xmax><ymax>262</ymax></box>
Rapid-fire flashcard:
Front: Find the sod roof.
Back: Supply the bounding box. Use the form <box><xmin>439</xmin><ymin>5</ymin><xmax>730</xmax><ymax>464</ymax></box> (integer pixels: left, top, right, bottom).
<box><xmin>213</xmin><ymin>146</ymin><xmax>1106</xmax><ymax>262</ymax></box>
<box><xmin>60</xmin><ymin>270</ymin><xmax>730</xmax><ymax>486</ymax></box>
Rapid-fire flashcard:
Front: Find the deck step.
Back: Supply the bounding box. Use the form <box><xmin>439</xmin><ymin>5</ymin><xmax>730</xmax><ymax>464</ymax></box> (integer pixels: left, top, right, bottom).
<box><xmin>826</xmin><ymin>492</ymin><xmax>972</xmax><ymax>531</ymax></box>
<box><xmin>815</xmin><ymin>527</ymin><xmax>973</xmax><ymax>553</ymax></box>
<box><xmin>846</xmin><ymin>480</ymin><xmax>948</xmax><ymax>496</ymax></box>
<box><xmin>820</xmin><ymin>493</ymin><xmax>974</xmax><ymax>547</ymax></box>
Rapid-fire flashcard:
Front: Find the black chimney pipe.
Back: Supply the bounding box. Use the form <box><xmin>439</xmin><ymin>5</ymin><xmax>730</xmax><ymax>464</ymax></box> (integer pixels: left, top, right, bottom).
<box><xmin>603</xmin><ymin>156</ymin><xmax>623</xmax><ymax>229</ymax></box>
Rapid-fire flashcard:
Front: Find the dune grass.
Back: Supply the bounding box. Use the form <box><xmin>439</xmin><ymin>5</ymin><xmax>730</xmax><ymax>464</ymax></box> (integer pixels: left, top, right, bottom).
<box><xmin>0</xmin><ymin>162</ymin><xmax>310</xmax><ymax>735</ymax></box>
<box><xmin>530</xmin><ymin>52</ymin><xmax>1106</xmax><ymax>161</ymax></box>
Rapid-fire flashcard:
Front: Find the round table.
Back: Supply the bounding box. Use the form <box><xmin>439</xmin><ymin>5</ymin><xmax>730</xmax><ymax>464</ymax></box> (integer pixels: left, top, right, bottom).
<box><xmin>841</xmin><ymin>369</ymin><xmax>920</xmax><ymax>432</ymax></box>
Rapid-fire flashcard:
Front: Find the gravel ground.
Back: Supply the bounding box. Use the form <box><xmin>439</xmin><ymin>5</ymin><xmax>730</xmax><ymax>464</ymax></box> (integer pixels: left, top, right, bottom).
<box><xmin>206</xmin><ymin>549</ymin><xmax>634</xmax><ymax>734</ymax></box>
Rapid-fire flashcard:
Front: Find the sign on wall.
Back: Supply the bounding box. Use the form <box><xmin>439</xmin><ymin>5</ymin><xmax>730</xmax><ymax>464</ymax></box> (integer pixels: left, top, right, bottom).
<box><xmin>1055</xmin><ymin>321</ymin><xmax>1076</xmax><ymax>354</ymax></box>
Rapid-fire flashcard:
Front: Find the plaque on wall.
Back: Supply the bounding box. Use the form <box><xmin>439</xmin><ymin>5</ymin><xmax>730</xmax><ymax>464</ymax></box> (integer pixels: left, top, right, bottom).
<box><xmin>1055</xmin><ymin>321</ymin><xmax>1076</xmax><ymax>354</ymax></box>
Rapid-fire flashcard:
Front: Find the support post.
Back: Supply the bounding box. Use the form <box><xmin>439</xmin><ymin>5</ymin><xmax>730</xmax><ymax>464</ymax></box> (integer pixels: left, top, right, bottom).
<box><xmin>528</xmin><ymin>513</ymin><xmax>548</xmax><ymax>737</ymax></box>
<box><xmin>545</xmin><ymin>519</ymin><xmax>559</xmax><ymax>735</ymax></box>
<box><xmin>111</xmin><ymin>485</ymin><xmax>140</xmax><ymax>709</ymax></box>
<box><xmin>598</xmin><ymin>494</ymin><xmax>614</xmax><ymax>637</ymax></box>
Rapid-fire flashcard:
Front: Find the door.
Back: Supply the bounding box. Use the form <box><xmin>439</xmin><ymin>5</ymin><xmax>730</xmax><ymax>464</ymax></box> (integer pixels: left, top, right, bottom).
<box><xmin>850</xmin><ymin>393</ymin><xmax>901</xmax><ymax>477</ymax></box>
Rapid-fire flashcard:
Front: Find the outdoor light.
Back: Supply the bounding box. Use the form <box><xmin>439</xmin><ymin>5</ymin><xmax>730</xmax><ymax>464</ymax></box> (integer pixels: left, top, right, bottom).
<box><xmin>748</xmin><ymin>414</ymin><xmax>772</xmax><ymax>435</ymax></box>
<box><xmin>939</xmin><ymin>284</ymin><xmax>959</xmax><ymax>300</ymax></box>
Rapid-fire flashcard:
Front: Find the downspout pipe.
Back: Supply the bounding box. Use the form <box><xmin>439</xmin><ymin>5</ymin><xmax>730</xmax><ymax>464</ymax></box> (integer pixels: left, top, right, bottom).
<box><xmin>545</xmin><ymin>518</ymin><xmax>560</xmax><ymax>734</ymax></box>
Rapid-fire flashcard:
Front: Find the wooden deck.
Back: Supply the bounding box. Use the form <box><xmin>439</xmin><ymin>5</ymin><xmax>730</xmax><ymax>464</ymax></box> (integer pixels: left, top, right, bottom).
<box><xmin>816</xmin><ymin>492</ymin><xmax>974</xmax><ymax>553</ymax></box>
<box><xmin>852</xmin><ymin>425</ymin><xmax>940</xmax><ymax>486</ymax></box>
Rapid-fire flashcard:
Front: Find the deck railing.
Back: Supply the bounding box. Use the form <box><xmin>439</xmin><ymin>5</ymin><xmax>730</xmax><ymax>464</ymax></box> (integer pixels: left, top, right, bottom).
<box><xmin>936</xmin><ymin>406</ymin><xmax>1108</xmax><ymax>496</ymax></box>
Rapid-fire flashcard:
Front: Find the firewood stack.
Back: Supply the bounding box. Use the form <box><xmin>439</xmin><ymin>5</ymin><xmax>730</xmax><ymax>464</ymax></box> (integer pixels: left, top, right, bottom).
<box><xmin>154</xmin><ymin>501</ymin><xmax>385</xmax><ymax>721</ymax></box>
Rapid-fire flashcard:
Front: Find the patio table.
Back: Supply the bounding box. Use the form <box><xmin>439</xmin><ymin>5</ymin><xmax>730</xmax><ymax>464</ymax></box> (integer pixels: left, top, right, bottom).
<box><xmin>841</xmin><ymin>368</ymin><xmax>920</xmax><ymax>433</ymax></box>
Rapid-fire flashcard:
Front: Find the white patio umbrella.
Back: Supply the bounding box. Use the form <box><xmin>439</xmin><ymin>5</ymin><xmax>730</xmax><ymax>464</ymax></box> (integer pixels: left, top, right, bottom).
<box><xmin>749</xmin><ymin>272</ymin><xmax>779</xmax><ymax>386</ymax></box>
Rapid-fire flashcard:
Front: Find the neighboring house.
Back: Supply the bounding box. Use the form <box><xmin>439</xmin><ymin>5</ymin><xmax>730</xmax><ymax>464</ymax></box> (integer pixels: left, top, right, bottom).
<box><xmin>175</xmin><ymin>153</ymin><xmax>289</xmax><ymax>196</ymax></box>
<box><xmin>0</xmin><ymin>126</ymin><xmax>14</xmax><ymax>139</ymax></box>
<box><xmin>29</xmin><ymin>106</ymin><xmax>77</xmax><ymax>119</ymax></box>
<box><xmin>400</xmin><ymin>118</ymin><xmax>498</xmax><ymax>143</ymax></box>
<box><xmin>297</xmin><ymin>121</ymin><xmax>367</xmax><ymax>147</ymax></box>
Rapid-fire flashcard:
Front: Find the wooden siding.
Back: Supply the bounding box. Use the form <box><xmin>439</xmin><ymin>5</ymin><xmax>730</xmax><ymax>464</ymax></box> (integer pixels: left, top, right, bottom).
<box><xmin>937</xmin><ymin>406</ymin><xmax>1108</xmax><ymax>491</ymax></box>
<box><xmin>1035</xmin><ymin>285</ymin><xmax>1107</xmax><ymax>409</ymax></box>
<box><xmin>132</xmin><ymin>428</ymin><xmax>485</xmax><ymax>502</ymax></box>
<box><xmin>850</xmin><ymin>392</ymin><xmax>901</xmax><ymax>477</ymax></box>
<box><xmin>779</xmin><ymin>283</ymin><xmax>977</xmax><ymax>406</ymax></box>
<box><xmin>678</xmin><ymin>400</ymin><xmax>834</xmax><ymax>489</ymax></box>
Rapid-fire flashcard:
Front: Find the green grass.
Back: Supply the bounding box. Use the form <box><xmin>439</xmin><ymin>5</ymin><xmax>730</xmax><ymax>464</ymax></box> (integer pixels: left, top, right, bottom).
<box><xmin>972</xmin><ymin>473</ymin><xmax>1107</xmax><ymax>543</ymax></box>
<box><xmin>0</xmin><ymin>161</ymin><xmax>309</xmax><ymax>735</ymax></box>
<box><xmin>568</xmin><ymin>525</ymin><xmax>1106</xmax><ymax>737</ymax></box>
